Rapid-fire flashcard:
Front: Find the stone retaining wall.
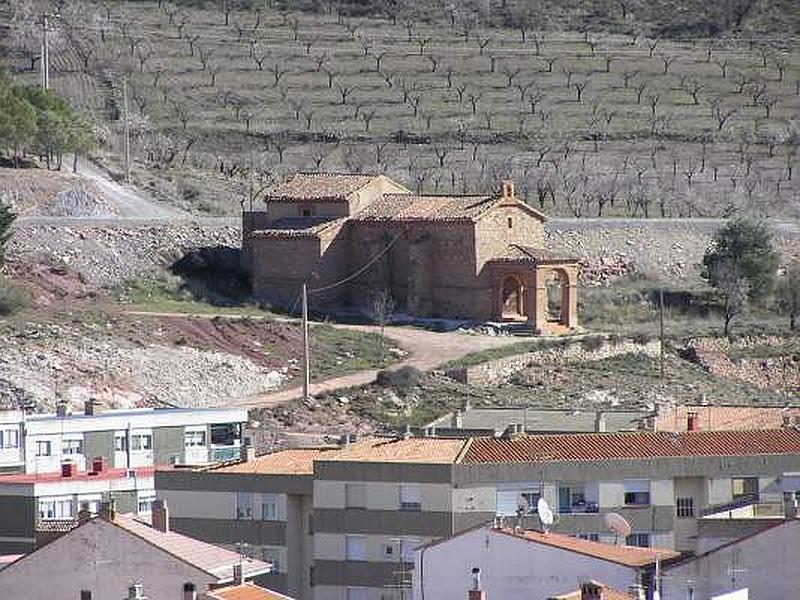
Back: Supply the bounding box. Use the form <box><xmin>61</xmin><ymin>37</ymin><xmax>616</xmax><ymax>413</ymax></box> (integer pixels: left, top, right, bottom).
<box><xmin>446</xmin><ymin>338</ymin><xmax>661</xmax><ymax>386</ymax></box>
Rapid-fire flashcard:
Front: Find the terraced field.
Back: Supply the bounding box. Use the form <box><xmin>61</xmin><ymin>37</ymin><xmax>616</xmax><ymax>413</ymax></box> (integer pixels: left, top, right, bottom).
<box><xmin>2</xmin><ymin>0</ymin><xmax>799</xmax><ymax>218</ymax></box>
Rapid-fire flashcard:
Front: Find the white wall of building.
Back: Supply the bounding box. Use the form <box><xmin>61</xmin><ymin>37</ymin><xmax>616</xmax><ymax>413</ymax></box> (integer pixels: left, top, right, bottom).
<box><xmin>412</xmin><ymin>525</ymin><xmax>640</xmax><ymax>600</ymax></box>
<box><xmin>0</xmin><ymin>518</ymin><xmax>216</xmax><ymax>600</ymax></box>
<box><xmin>662</xmin><ymin>519</ymin><xmax>800</xmax><ymax>600</ymax></box>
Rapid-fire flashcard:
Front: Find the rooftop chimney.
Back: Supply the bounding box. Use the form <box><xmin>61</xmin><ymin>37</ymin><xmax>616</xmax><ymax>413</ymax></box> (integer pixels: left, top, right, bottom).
<box><xmin>183</xmin><ymin>583</ymin><xmax>196</xmax><ymax>600</ymax></box>
<box><xmin>403</xmin><ymin>424</ymin><xmax>412</xmax><ymax>439</ymax></box>
<box><xmin>240</xmin><ymin>443</ymin><xmax>256</xmax><ymax>463</ymax></box>
<box><xmin>99</xmin><ymin>499</ymin><xmax>117</xmax><ymax>522</ymax></box>
<box><xmin>151</xmin><ymin>499</ymin><xmax>169</xmax><ymax>533</ymax></box>
<box><xmin>84</xmin><ymin>399</ymin><xmax>103</xmax><ymax>416</ymax></box>
<box><xmin>687</xmin><ymin>411</ymin><xmax>699</xmax><ymax>432</ymax></box>
<box><xmin>501</xmin><ymin>180</ymin><xmax>515</xmax><ymax>200</ymax></box>
<box><xmin>233</xmin><ymin>562</ymin><xmax>244</xmax><ymax>586</ymax></box>
<box><xmin>452</xmin><ymin>410</ymin><xmax>464</xmax><ymax>429</ymax></box>
<box><xmin>594</xmin><ymin>411</ymin><xmax>607</xmax><ymax>433</ymax></box>
<box><xmin>56</xmin><ymin>401</ymin><xmax>69</xmax><ymax>418</ymax></box>
<box><xmin>61</xmin><ymin>460</ymin><xmax>78</xmax><ymax>478</ymax></box>
<box><xmin>469</xmin><ymin>567</ymin><xmax>485</xmax><ymax>600</ymax></box>
<box><xmin>580</xmin><ymin>581</ymin><xmax>603</xmax><ymax>600</ymax></box>
<box><xmin>127</xmin><ymin>584</ymin><xmax>147</xmax><ymax>600</ymax></box>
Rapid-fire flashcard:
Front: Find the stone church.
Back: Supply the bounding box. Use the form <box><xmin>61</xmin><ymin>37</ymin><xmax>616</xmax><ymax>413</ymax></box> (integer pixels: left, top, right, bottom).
<box><xmin>242</xmin><ymin>172</ymin><xmax>578</xmax><ymax>333</ymax></box>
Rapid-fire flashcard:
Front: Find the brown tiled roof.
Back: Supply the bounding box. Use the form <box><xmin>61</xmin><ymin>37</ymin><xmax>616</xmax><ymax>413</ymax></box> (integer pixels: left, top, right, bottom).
<box><xmin>654</xmin><ymin>405</ymin><xmax>800</xmax><ymax>432</ymax></box>
<box><xmin>353</xmin><ymin>193</ymin><xmax>499</xmax><ymax>222</ymax></box>
<box><xmin>112</xmin><ymin>514</ymin><xmax>270</xmax><ymax>580</ymax></box>
<box><xmin>317</xmin><ymin>436</ymin><xmax>466</xmax><ymax>464</ymax></box>
<box><xmin>494</xmin><ymin>528</ymin><xmax>679</xmax><ymax>567</ymax></box>
<box><xmin>250</xmin><ymin>217</ymin><xmax>346</xmax><ymax>238</ymax></box>
<box><xmin>267</xmin><ymin>173</ymin><xmax>378</xmax><ymax>201</ymax></box>
<box><xmin>492</xmin><ymin>244</ymin><xmax>579</xmax><ymax>264</ymax></box>
<box><xmin>213</xmin><ymin>447</ymin><xmax>339</xmax><ymax>475</ymax></box>
<box><xmin>460</xmin><ymin>430</ymin><xmax>800</xmax><ymax>464</ymax></box>
<box><xmin>550</xmin><ymin>581</ymin><xmax>637</xmax><ymax>600</ymax></box>
<box><xmin>204</xmin><ymin>583</ymin><xmax>293</xmax><ymax>600</ymax></box>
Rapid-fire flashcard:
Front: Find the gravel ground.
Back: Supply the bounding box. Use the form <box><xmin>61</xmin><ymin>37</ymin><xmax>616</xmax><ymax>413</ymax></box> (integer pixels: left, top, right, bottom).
<box><xmin>0</xmin><ymin>320</ymin><xmax>285</xmax><ymax>411</ymax></box>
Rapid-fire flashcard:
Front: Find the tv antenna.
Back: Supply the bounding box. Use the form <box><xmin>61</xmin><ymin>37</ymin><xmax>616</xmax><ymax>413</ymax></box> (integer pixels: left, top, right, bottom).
<box><xmin>537</xmin><ymin>497</ymin><xmax>554</xmax><ymax>533</ymax></box>
<box><xmin>604</xmin><ymin>512</ymin><xmax>632</xmax><ymax>545</ymax></box>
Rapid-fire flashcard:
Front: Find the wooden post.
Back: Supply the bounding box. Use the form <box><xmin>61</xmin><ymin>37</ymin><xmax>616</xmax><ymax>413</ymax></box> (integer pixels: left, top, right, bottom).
<box><xmin>302</xmin><ymin>282</ymin><xmax>310</xmax><ymax>400</ymax></box>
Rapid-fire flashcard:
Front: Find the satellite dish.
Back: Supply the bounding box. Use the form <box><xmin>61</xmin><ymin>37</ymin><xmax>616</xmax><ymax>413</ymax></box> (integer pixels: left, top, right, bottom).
<box><xmin>537</xmin><ymin>498</ymin><xmax>554</xmax><ymax>532</ymax></box>
<box><xmin>604</xmin><ymin>512</ymin><xmax>632</xmax><ymax>544</ymax></box>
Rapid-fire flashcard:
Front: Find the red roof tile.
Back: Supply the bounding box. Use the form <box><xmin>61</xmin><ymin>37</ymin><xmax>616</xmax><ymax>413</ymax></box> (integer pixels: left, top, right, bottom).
<box><xmin>494</xmin><ymin>528</ymin><xmax>679</xmax><ymax>567</ymax></box>
<box><xmin>550</xmin><ymin>581</ymin><xmax>637</xmax><ymax>600</ymax></box>
<box><xmin>353</xmin><ymin>193</ymin><xmax>499</xmax><ymax>221</ymax></box>
<box><xmin>212</xmin><ymin>447</ymin><xmax>339</xmax><ymax>475</ymax></box>
<box><xmin>204</xmin><ymin>583</ymin><xmax>294</xmax><ymax>600</ymax></box>
<box><xmin>0</xmin><ymin>467</ymin><xmax>155</xmax><ymax>485</ymax></box>
<box><xmin>654</xmin><ymin>405</ymin><xmax>800</xmax><ymax>432</ymax></box>
<box><xmin>460</xmin><ymin>430</ymin><xmax>800</xmax><ymax>464</ymax></box>
<box><xmin>268</xmin><ymin>173</ymin><xmax>379</xmax><ymax>201</ymax></box>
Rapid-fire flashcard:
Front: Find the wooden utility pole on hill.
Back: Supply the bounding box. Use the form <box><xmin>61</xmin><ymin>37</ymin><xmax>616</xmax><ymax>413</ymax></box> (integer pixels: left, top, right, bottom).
<box><xmin>659</xmin><ymin>288</ymin><xmax>665</xmax><ymax>379</ymax></box>
<box><xmin>40</xmin><ymin>14</ymin><xmax>50</xmax><ymax>90</ymax></box>
<box><xmin>122</xmin><ymin>75</ymin><xmax>131</xmax><ymax>184</ymax></box>
<box><xmin>302</xmin><ymin>282</ymin><xmax>310</xmax><ymax>400</ymax></box>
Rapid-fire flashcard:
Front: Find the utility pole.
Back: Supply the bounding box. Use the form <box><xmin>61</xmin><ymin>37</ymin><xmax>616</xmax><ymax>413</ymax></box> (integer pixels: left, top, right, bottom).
<box><xmin>40</xmin><ymin>14</ymin><xmax>50</xmax><ymax>90</ymax></box>
<box><xmin>301</xmin><ymin>282</ymin><xmax>310</xmax><ymax>400</ymax></box>
<box><xmin>659</xmin><ymin>288</ymin><xmax>665</xmax><ymax>379</ymax></box>
<box><xmin>122</xmin><ymin>75</ymin><xmax>131</xmax><ymax>185</ymax></box>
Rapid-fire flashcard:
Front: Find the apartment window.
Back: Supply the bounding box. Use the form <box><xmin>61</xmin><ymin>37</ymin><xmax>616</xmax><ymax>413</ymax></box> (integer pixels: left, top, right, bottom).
<box><xmin>261</xmin><ymin>547</ymin><xmax>281</xmax><ymax>571</ymax></box>
<box><xmin>130</xmin><ymin>434</ymin><xmax>152</xmax><ymax>452</ymax></box>
<box><xmin>676</xmin><ymin>497</ymin><xmax>695</xmax><ymax>518</ymax></box>
<box><xmin>62</xmin><ymin>439</ymin><xmax>84</xmax><ymax>456</ymax></box>
<box><xmin>210</xmin><ymin>423</ymin><xmax>240</xmax><ymax>446</ymax></box>
<box><xmin>625</xmin><ymin>532</ymin><xmax>651</xmax><ymax>548</ymax></box>
<box><xmin>345</xmin><ymin>483</ymin><xmax>366</xmax><ymax>509</ymax></box>
<box><xmin>346</xmin><ymin>535</ymin><xmax>368</xmax><ymax>561</ymax></box>
<box><xmin>346</xmin><ymin>588</ymin><xmax>370</xmax><ymax>600</ymax></box>
<box><xmin>236</xmin><ymin>492</ymin><xmax>253</xmax><ymax>519</ymax></box>
<box><xmin>40</xmin><ymin>498</ymin><xmax>73</xmax><ymax>521</ymax></box>
<box><xmin>624</xmin><ymin>480</ymin><xmax>651</xmax><ymax>506</ymax></box>
<box><xmin>496</xmin><ymin>487</ymin><xmax>540</xmax><ymax>516</ymax></box>
<box><xmin>0</xmin><ymin>429</ymin><xmax>19</xmax><ymax>449</ymax></box>
<box><xmin>35</xmin><ymin>440</ymin><xmax>52</xmax><ymax>457</ymax></box>
<box><xmin>732</xmin><ymin>477</ymin><xmax>759</xmax><ymax>501</ymax></box>
<box><xmin>578</xmin><ymin>533</ymin><xmax>600</xmax><ymax>541</ymax></box>
<box><xmin>307</xmin><ymin>512</ymin><xmax>314</xmax><ymax>534</ymax></box>
<box><xmin>138</xmin><ymin>492</ymin><xmax>156</xmax><ymax>515</ymax></box>
<box><xmin>401</xmin><ymin>537</ymin><xmax>418</xmax><ymax>562</ymax></box>
<box><xmin>261</xmin><ymin>493</ymin><xmax>278</xmax><ymax>520</ymax></box>
<box><xmin>507</xmin><ymin>217</ymin><xmax>513</xmax><ymax>229</ymax></box>
<box><xmin>400</xmin><ymin>483</ymin><xmax>422</xmax><ymax>511</ymax></box>
<box><xmin>80</xmin><ymin>591</ymin><xmax>92</xmax><ymax>600</ymax></box>
<box><xmin>381</xmin><ymin>542</ymin><xmax>396</xmax><ymax>559</ymax></box>
<box><xmin>184</xmin><ymin>430</ymin><xmax>206</xmax><ymax>447</ymax></box>
<box><xmin>114</xmin><ymin>432</ymin><xmax>128</xmax><ymax>452</ymax></box>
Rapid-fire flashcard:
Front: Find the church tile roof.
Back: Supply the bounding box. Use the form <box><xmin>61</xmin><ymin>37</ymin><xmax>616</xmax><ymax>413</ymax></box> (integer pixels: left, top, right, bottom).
<box><xmin>493</xmin><ymin>244</ymin><xmax>579</xmax><ymax>264</ymax></box>
<box><xmin>267</xmin><ymin>173</ymin><xmax>379</xmax><ymax>201</ymax></box>
<box><xmin>352</xmin><ymin>193</ymin><xmax>498</xmax><ymax>222</ymax></box>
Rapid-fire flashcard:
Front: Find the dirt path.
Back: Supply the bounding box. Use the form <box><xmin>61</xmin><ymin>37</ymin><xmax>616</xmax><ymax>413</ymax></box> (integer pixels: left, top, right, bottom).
<box><xmin>123</xmin><ymin>310</ymin><xmax>527</xmax><ymax>408</ymax></box>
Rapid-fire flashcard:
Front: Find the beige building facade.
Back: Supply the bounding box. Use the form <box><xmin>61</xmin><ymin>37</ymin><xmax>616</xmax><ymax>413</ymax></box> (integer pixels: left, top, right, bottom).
<box><xmin>242</xmin><ymin>173</ymin><xmax>579</xmax><ymax>333</ymax></box>
<box><xmin>156</xmin><ymin>431</ymin><xmax>800</xmax><ymax>600</ymax></box>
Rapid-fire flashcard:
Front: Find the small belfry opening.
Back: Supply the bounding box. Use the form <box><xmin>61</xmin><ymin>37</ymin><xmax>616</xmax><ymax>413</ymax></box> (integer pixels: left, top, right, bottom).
<box><xmin>501</xmin><ymin>275</ymin><xmax>524</xmax><ymax>318</ymax></box>
<box><xmin>546</xmin><ymin>270</ymin><xmax>569</xmax><ymax>325</ymax></box>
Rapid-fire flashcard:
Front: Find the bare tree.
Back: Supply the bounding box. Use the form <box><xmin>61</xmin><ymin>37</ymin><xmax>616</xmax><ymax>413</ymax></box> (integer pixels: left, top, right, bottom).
<box><xmin>647</xmin><ymin>38</ymin><xmax>659</xmax><ymax>57</ymax></box>
<box><xmin>776</xmin><ymin>261</ymin><xmax>800</xmax><ymax>331</ymax></box>
<box><xmin>270</xmin><ymin>63</ymin><xmax>288</xmax><ymax>86</ymax></box>
<box><xmin>621</xmin><ymin>70</ymin><xmax>637</xmax><ymax>88</ymax></box>
<box><xmin>477</xmin><ymin>35</ymin><xmax>491</xmax><ymax>55</ymax></box>
<box><xmin>712</xmin><ymin>99</ymin><xmax>738</xmax><ymax>131</ymax></box>
<box><xmin>502</xmin><ymin>66</ymin><xmax>521</xmax><ymax>87</ymax></box>
<box><xmin>198</xmin><ymin>47</ymin><xmax>214</xmax><ymax>70</ymax></box>
<box><xmin>709</xmin><ymin>258</ymin><xmax>749</xmax><ymax>337</ymax></box>
<box><xmin>173</xmin><ymin>101</ymin><xmax>190</xmax><ymax>130</ymax></box>
<box><xmin>371</xmin><ymin>289</ymin><xmax>396</xmax><ymax>362</ymax></box>
<box><xmin>336</xmin><ymin>83</ymin><xmax>357</xmax><ymax>105</ymax></box>
<box><xmin>715</xmin><ymin>58</ymin><xmax>729</xmax><ymax>78</ymax></box>
<box><xmin>416</xmin><ymin>36</ymin><xmax>431</xmax><ymax>56</ymax></box>
<box><xmin>574</xmin><ymin>81</ymin><xmax>589</xmax><ymax>103</ymax></box>
<box><xmin>660</xmin><ymin>54</ymin><xmax>675</xmax><ymax>74</ymax></box>
<box><xmin>635</xmin><ymin>82</ymin><xmax>647</xmax><ymax>104</ymax></box>
<box><xmin>434</xmin><ymin>146</ymin><xmax>449</xmax><ymax>167</ymax></box>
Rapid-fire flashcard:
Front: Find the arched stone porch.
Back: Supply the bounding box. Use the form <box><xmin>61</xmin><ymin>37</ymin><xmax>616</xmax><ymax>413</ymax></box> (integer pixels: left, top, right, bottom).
<box><xmin>490</xmin><ymin>259</ymin><xmax>579</xmax><ymax>334</ymax></box>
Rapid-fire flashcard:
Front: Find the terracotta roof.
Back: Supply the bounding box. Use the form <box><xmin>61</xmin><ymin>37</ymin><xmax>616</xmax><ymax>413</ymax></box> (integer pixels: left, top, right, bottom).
<box><xmin>267</xmin><ymin>173</ymin><xmax>378</xmax><ymax>201</ymax></box>
<box><xmin>0</xmin><ymin>466</ymin><xmax>155</xmax><ymax>485</ymax></box>
<box><xmin>250</xmin><ymin>217</ymin><xmax>346</xmax><ymax>238</ymax></box>
<box><xmin>654</xmin><ymin>405</ymin><xmax>800</xmax><ymax>432</ymax></box>
<box><xmin>352</xmin><ymin>193</ymin><xmax>499</xmax><ymax>222</ymax></box>
<box><xmin>212</xmin><ymin>447</ymin><xmax>339</xmax><ymax>475</ymax></box>
<box><xmin>204</xmin><ymin>583</ymin><xmax>293</xmax><ymax>600</ymax></box>
<box><xmin>460</xmin><ymin>430</ymin><xmax>800</xmax><ymax>464</ymax></box>
<box><xmin>550</xmin><ymin>581</ymin><xmax>636</xmax><ymax>600</ymax></box>
<box><xmin>494</xmin><ymin>527</ymin><xmax>679</xmax><ymax>567</ymax></box>
<box><xmin>112</xmin><ymin>513</ymin><xmax>270</xmax><ymax>580</ymax></box>
<box><xmin>492</xmin><ymin>244</ymin><xmax>579</xmax><ymax>264</ymax></box>
<box><xmin>317</xmin><ymin>436</ymin><xmax>466</xmax><ymax>464</ymax></box>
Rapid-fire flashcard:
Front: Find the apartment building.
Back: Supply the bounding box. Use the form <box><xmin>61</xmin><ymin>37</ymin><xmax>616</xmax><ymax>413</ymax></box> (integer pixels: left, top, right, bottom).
<box><xmin>157</xmin><ymin>447</ymin><xmax>339</xmax><ymax>599</ymax></box>
<box><xmin>0</xmin><ymin>404</ymin><xmax>248</xmax><ymax>474</ymax></box>
<box><xmin>156</xmin><ymin>430</ymin><xmax>800</xmax><ymax>600</ymax></box>
<box><xmin>0</xmin><ymin>460</ymin><xmax>155</xmax><ymax>554</ymax></box>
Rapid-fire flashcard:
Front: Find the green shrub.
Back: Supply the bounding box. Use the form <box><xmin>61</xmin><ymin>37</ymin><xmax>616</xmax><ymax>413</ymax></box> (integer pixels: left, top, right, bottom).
<box><xmin>633</xmin><ymin>332</ymin><xmax>653</xmax><ymax>345</ymax></box>
<box><xmin>0</xmin><ymin>279</ymin><xmax>30</xmax><ymax>315</ymax></box>
<box><xmin>580</xmin><ymin>336</ymin><xmax>605</xmax><ymax>352</ymax></box>
<box><xmin>376</xmin><ymin>366</ymin><xmax>422</xmax><ymax>396</ymax></box>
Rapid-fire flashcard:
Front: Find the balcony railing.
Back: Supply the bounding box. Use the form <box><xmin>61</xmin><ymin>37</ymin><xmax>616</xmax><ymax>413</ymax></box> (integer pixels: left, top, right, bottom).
<box><xmin>701</xmin><ymin>493</ymin><xmax>760</xmax><ymax>517</ymax></box>
<box><xmin>210</xmin><ymin>446</ymin><xmax>240</xmax><ymax>462</ymax></box>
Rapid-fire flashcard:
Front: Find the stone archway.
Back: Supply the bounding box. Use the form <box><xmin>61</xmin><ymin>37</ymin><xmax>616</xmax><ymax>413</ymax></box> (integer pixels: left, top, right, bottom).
<box><xmin>545</xmin><ymin>269</ymin><xmax>570</xmax><ymax>325</ymax></box>
<box><xmin>501</xmin><ymin>275</ymin><xmax>524</xmax><ymax>318</ymax></box>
